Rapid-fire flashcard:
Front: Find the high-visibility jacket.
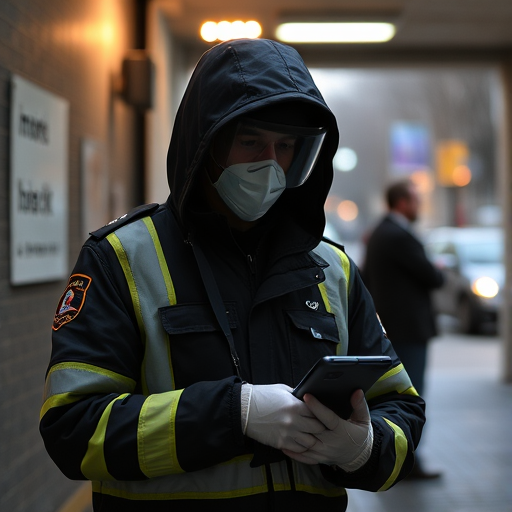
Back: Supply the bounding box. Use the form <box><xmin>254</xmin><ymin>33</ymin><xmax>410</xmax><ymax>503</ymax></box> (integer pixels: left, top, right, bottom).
<box><xmin>41</xmin><ymin>203</ymin><xmax>425</xmax><ymax>512</ymax></box>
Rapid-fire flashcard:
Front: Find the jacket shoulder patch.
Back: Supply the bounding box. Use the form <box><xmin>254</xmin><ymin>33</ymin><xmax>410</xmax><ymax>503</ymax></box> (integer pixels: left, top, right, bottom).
<box><xmin>53</xmin><ymin>274</ymin><xmax>92</xmax><ymax>331</ymax></box>
<box><xmin>89</xmin><ymin>203</ymin><xmax>160</xmax><ymax>240</ymax></box>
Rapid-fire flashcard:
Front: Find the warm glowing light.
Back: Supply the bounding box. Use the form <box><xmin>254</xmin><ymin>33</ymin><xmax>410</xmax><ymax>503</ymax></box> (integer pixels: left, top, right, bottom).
<box><xmin>410</xmin><ymin>170</ymin><xmax>434</xmax><ymax>194</ymax></box>
<box><xmin>245</xmin><ymin>21</ymin><xmax>263</xmax><ymax>39</ymax></box>
<box><xmin>333</xmin><ymin>147</ymin><xmax>358</xmax><ymax>172</ymax></box>
<box><xmin>472</xmin><ymin>277</ymin><xmax>499</xmax><ymax>298</ymax></box>
<box><xmin>337</xmin><ymin>200</ymin><xmax>359</xmax><ymax>222</ymax></box>
<box><xmin>200</xmin><ymin>21</ymin><xmax>218</xmax><ymax>42</ymax></box>
<box><xmin>200</xmin><ymin>21</ymin><xmax>262</xmax><ymax>42</ymax></box>
<box><xmin>275</xmin><ymin>22</ymin><xmax>396</xmax><ymax>43</ymax></box>
<box><xmin>452</xmin><ymin>165</ymin><xmax>472</xmax><ymax>187</ymax></box>
<box><xmin>231</xmin><ymin>20</ymin><xmax>246</xmax><ymax>39</ymax></box>
<box><xmin>101</xmin><ymin>23</ymin><xmax>115</xmax><ymax>45</ymax></box>
<box><xmin>217</xmin><ymin>21</ymin><xmax>232</xmax><ymax>41</ymax></box>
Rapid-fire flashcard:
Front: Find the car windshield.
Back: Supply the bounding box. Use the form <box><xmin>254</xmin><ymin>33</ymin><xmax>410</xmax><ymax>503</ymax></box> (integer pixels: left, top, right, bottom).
<box><xmin>458</xmin><ymin>240</ymin><xmax>503</xmax><ymax>264</ymax></box>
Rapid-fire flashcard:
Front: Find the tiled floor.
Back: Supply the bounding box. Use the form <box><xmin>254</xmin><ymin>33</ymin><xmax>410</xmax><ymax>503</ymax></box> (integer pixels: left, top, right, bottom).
<box><xmin>347</xmin><ymin>326</ymin><xmax>512</xmax><ymax>512</ymax></box>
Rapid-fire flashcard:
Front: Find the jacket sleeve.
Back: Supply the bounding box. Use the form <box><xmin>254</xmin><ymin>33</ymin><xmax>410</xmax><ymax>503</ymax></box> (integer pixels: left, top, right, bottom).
<box><xmin>39</xmin><ymin>240</ymin><xmax>246</xmax><ymax>482</ymax></box>
<box><xmin>322</xmin><ymin>258</ymin><xmax>426</xmax><ymax>491</ymax></box>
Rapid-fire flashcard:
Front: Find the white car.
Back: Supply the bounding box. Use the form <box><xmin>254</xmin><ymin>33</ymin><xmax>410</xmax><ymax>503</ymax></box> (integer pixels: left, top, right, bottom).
<box><xmin>424</xmin><ymin>226</ymin><xmax>503</xmax><ymax>334</ymax></box>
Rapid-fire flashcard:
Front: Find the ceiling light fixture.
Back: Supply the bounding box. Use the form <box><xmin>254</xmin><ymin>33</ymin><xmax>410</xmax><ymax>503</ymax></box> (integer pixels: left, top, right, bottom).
<box><xmin>200</xmin><ymin>21</ymin><xmax>262</xmax><ymax>42</ymax></box>
<box><xmin>275</xmin><ymin>22</ymin><xmax>396</xmax><ymax>43</ymax></box>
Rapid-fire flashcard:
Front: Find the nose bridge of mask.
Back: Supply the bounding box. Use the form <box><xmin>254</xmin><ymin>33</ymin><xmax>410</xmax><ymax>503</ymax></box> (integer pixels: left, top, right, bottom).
<box><xmin>227</xmin><ymin>159</ymin><xmax>286</xmax><ymax>189</ymax></box>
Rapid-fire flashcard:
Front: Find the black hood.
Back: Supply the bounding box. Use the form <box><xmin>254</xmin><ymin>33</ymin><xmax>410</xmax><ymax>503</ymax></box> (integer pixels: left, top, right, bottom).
<box><xmin>166</xmin><ymin>38</ymin><xmax>339</xmax><ymax>241</ymax></box>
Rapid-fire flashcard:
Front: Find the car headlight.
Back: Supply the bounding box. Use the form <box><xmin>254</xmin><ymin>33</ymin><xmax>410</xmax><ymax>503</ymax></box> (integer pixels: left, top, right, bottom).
<box><xmin>471</xmin><ymin>277</ymin><xmax>499</xmax><ymax>298</ymax></box>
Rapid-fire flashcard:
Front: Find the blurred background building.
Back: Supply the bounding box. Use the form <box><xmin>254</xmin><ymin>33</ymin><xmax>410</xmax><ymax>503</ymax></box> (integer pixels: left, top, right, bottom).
<box><xmin>1</xmin><ymin>1</ymin><xmax>512</xmax><ymax>511</ymax></box>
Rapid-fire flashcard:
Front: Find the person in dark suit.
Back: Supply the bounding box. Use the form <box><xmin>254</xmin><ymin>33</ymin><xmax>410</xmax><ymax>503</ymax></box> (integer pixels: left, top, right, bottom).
<box><xmin>362</xmin><ymin>178</ymin><xmax>444</xmax><ymax>479</ymax></box>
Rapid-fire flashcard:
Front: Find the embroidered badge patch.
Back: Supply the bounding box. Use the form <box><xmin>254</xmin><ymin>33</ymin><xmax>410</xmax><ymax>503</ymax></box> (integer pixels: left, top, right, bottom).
<box><xmin>52</xmin><ymin>274</ymin><xmax>92</xmax><ymax>331</ymax></box>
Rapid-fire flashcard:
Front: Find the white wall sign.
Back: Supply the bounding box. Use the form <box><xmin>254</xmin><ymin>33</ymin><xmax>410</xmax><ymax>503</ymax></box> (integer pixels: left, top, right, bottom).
<box><xmin>10</xmin><ymin>75</ymin><xmax>69</xmax><ymax>285</ymax></box>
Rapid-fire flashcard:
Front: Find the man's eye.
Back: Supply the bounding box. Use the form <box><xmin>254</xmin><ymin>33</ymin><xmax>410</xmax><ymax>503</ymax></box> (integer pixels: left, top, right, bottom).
<box><xmin>277</xmin><ymin>141</ymin><xmax>295</xmax><ymax>151</ymax></box>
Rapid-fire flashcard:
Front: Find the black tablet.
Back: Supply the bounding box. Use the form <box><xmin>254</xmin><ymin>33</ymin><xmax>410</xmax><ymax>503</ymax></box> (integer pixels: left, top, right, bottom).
<box><xmin>292</xmin><ymin>355</ymin><xmax>393</xmax><ymax>419</ymax></box>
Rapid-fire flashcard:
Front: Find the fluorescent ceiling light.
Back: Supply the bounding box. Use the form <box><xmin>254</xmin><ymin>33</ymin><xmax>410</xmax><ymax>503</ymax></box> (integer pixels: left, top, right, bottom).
<box><xmin>276</xmin><ymin>22</ymin><xmax>396</xmax><ymax>43</ymax></box>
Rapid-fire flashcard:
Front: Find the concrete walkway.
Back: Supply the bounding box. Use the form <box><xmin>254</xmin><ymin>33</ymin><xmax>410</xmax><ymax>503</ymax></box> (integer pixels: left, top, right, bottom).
<box><xmin>347</xmin><ymin>327</ymin><xmax>512</xmax><ymax>512</ymax></box>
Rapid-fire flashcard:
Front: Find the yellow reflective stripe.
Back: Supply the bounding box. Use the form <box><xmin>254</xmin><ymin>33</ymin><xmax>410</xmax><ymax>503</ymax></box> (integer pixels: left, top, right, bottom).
<box><xmin>268</xmin><ymin>462</ymin><xmax>291</xmax><ymax>492</ymax></box>
<box><xmin>138</xmin><ymin>390</ymin><xmax>185</xmax><ymax>477</ymax></box>
<box><xmin>318</xmin><ymin>246</ymin><xmax>351</xmax><ymax>316</ymax></box>
<box><xmin>107</xmin><ymin>232</ymin><xmax>150</xmax><ymax>393</ymax></box>
<box><xmin>81</xmin><ymin>394</ymin><xmax>130</xmax><ymax>481</ymax></box>
<box><xmin>41</xmin><ymin>363</ymin><xmax>137</xmax><ymax>419</ymax></box>
<box><xmin>106</xmin><ymin>233</ymin><xmax>145</xmax><ymax>341</ymax></box>
<box><xmin>331</xmin><ymin>245</ymin><xmax>351</xmax><ymax>291</ymax></box>
<box><xmin>142</xmin><ymin>217</ymin><xmax>177</xmax><ymax>306</ymax></box>
<box><xmin>402</xmin><ymin>386</ymin><xmax>419</xmax><ymax>396</ymax></box>
<box><xmin>378</xmin><ymin>418</ymin><xmax>408</xmax><ymax>492</ymax></box>
<box><xmin>291</xmin><ymin>461</ymin><xmax>347</xmax><ymax>497</ymax></box>
<box><xmin>92</xmin><ymin>455</ymin><xmax>268</xmax><ymax>500</ymax></box>
<box><xmin>314</xmin><ymin>242</ymin><xmax>350</xmax><ymax>355</ymax></box>
<box><xmin>141</xmin><ymin>217</ymin><xmax>176</xmax><ymax>390</ymax></box>
<box><xmin>91</xmin><ymin>456</ymin><xmax>347</xmax><ymax>500</ymax></box>
<box><xmin>47</xmin><ymin>362</ymin><xmax>136</xmax><ymax>390</ymax></box>
<box><xmin>366</xmin><ymin>364</ymin><xmax>419</xmax><ymax>401</ymax></box>
<box><xmin>318</xmin><ymin>281</ymin><xmax>342</xmax><ymax>354</ymax></box>
<box><xmin>40</xmin><ymin>392</ymin><xmax>83</xmax><ymax>420</ymax></box>
<box><xmin>318</xmin><ymin>282</ymin><xmax>332</xmax><ymax>313</ymax></box>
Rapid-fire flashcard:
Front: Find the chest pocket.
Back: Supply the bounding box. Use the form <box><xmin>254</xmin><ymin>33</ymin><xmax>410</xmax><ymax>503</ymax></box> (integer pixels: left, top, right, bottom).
<box><xmin>286</xmin><ymin>310</ymin><xmax>340</xmax><ymax>386</ymax></box>
<box><xmin>159</xmin><ymin>302</ymin><xmax>238</xmax><ymax>387</ymax></box>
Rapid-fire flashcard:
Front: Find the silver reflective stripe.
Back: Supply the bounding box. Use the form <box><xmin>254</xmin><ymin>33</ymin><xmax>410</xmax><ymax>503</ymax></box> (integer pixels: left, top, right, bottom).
<box><xmin>312</xmin><ymin>242</ymin><xmax>350</xmax><ymax>355</ymax></box>
<box><xmin>93</xmin><ymin>457</ymin><xmax>345</xmax><ymax>500</ymax></box>
<box><xmin>272</xmin><ymin>461</ymin><xmax>347</xmax><ymax>497</ymax></box>
<box><xmin>94</xmin><ymin>456</ymin><xmax>268</xmax><ymax>499</ymax></box>
<box><xmin>44</xmin><ymin>363</ymin><xmax>135</xmax><ymax>400</ymax></box>
<box><xmin>366</xmin><ymin>363</ymin><xmax>416</xmax><ymax>400</ymax></box>
<box><xmin>113</xmin><ymin>220</ymin><xmax>174</xmax><ymax>393</ymax></box>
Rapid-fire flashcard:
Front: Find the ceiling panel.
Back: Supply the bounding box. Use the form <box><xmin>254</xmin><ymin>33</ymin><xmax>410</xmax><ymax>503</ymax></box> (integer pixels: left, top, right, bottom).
<box><xmin>158</xmin><ymin>0</ymin><xmax>512</xmax><ymax>65</ymax></box>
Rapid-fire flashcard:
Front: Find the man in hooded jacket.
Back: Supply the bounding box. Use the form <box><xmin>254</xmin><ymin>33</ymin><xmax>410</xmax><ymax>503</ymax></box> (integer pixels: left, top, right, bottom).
<box><xmin>40</xmin><ymin>39</ymin><xmax>425</xmax><ymax>512</ymax></box>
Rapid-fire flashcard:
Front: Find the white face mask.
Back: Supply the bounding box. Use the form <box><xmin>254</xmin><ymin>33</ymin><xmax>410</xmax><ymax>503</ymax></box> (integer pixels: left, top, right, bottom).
<box><xmin>213</xmin><ymin>159</ymin><xmax>286</xmax><ymax>222</ymax></box>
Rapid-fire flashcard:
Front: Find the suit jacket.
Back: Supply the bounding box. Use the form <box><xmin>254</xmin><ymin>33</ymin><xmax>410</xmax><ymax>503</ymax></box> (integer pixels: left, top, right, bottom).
<box><xmin>362</xmin><ymin>214</ymin><xmax>444</xmax><ymax>344</ymax></box>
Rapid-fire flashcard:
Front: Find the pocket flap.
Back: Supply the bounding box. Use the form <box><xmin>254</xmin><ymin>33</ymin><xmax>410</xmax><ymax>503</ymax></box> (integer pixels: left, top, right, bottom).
<box><xmin>159</xmin><ymin>302</ymin><xmax>238</xmax><ymax>335</ymax></box>
<box><xmin>286</xmin><ymin>310</ymin><xmax>339</xmax><ymax>343</ymax></box>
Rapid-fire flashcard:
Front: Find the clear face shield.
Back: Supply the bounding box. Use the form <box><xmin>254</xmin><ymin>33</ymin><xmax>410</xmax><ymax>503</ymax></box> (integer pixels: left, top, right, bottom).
<box><xmin>216</xmin><ymin>117</ymin><xmax>327</xmax><ymax>188</ymax></box>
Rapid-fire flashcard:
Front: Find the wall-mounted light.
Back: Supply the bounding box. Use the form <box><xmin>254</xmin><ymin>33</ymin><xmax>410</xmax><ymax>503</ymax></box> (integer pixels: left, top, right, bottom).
<box><xmin>275</xmin><ymin>22</ymin><xmax>395</xmax><ymax>43</ymax></box>
<box><xmin>114</xmin><ymin>50</ymin><xmax>155</xmax><ymax>110</ymax></box>
<box><xmin>200</xmin><ymin>20</ymin><xmax>262</xmax><ymax>42</ymax></box>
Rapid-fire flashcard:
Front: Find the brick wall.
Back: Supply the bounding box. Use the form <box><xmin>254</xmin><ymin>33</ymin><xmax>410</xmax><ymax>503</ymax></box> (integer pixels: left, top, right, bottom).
<box><xmin>0</xmin><ymin>2</ymin><xmax>140</xmax><ymax>511</ymax></box>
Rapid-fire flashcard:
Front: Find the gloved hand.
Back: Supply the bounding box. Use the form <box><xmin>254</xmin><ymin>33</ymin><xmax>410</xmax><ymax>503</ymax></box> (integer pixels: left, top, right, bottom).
<box><xmin>242</xmin><ymin>383</ymin><xmax>326</xmax><ymax>453</ymax></box>
<box><xmin>282</xmin><ymin>389</ymin><xmax>374</xmax><ymax>472</ymax></box>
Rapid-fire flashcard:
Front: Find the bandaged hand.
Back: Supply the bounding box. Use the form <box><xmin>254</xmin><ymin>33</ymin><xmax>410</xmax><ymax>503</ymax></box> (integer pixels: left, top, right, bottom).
<box><xmin>282</xmin><ymin>389</ymin><xmax>373</xmax><ymax>472</ymax></box>
<box><xmin>241</xmin><ymin>383</ymin><xmax>327</xmax><ymax>454</ymax></box>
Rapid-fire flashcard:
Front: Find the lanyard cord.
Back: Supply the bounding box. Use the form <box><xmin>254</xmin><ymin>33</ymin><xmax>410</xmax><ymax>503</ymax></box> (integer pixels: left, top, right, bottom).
<box><xmin>189</xmin><ymin>233</ymin><xmax>243</xmax><ymax>380</ymax></box>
